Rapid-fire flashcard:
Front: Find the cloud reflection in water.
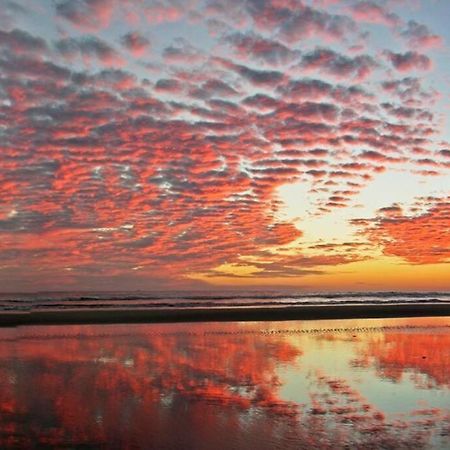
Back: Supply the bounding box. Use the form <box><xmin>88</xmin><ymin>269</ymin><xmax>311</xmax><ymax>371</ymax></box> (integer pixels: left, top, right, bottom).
<box><xmin>0</xmin><ymin>317</ymin><xmax>449</xmax><ymax>448</ymax></box>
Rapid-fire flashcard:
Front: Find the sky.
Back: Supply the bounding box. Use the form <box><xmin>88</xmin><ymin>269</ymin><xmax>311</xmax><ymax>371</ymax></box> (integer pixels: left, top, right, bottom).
<box><xmin>0</xmin><ymin>0</ymin><xmax>449</xmax><ymax>292</ymax></box>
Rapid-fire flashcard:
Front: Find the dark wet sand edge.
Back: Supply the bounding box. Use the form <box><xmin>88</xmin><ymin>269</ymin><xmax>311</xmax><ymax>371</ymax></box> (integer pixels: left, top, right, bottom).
<box><xmin>0</xmin><ymin>303</ymin><xmax>449</xmax><ymax>327</ymax></box>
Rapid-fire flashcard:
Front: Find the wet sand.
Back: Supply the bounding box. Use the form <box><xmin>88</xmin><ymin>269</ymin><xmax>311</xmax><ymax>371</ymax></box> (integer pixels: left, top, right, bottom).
<box><xmin>1</xmin><ymin>317</ymin><xmax>449</xmax><ymax>449</ymax></box>
<box><xmin>1</xmin><ymin>302</ymin><xmax>449</xmax><ymax>326</ymax></box>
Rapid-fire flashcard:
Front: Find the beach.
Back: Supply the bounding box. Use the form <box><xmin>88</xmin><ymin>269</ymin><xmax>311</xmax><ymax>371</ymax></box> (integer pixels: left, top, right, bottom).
<box><xmin>1</xmin><ymin>301</ymin><xmax>449</xmax><ymax>326</ymax></box>
<box><xmin>1</xmin><ymin>294</ymin><xmax>449</xmax><ymax>448</ymax></box>
<box><xmin>1</xmin><ymin>316</ymin><xmax>449</xmax><ymax>449</ymax></box>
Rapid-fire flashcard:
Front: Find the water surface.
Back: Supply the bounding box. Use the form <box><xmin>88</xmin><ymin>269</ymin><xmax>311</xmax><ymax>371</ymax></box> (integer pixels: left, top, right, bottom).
<box><xmin>0</xmin><ymin>317</ymin><xmax>449</xmax><ymax>448</ymax></box>
<box><xmin>1</xmin><ymin>290</ymin><xmax>448</xmax><ymax>312</ymax></box>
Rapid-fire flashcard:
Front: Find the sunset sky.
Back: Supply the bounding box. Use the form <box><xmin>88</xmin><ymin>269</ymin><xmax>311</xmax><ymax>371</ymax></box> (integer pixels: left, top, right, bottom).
<box><xmin>0</xmin><ymin>0</ymin><xmax>449</xmax><ymax>292</ymax></box>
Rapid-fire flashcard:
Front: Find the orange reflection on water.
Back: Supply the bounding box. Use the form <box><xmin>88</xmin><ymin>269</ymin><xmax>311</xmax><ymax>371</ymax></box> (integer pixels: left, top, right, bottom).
<box><xmin>0</xmin><ymin>318</ymin><xmax>449</xmax><ymax>449</ymax></box>
<box><xmin>357</xmin><ymin>328</ymin><xmax>450</xmax><ymax>387</ymax></box>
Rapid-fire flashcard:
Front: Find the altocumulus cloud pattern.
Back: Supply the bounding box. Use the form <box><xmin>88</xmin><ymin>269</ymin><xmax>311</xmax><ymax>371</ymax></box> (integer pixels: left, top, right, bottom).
<box><xmin>0</xmin><ymin>0</ymin><xmax>449</xmax><ymax>291</ymax></box>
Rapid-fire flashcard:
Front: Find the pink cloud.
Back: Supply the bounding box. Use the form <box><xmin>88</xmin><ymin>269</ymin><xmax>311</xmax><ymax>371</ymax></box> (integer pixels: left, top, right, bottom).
<box><xmin>401</xmin><ymin>20</ymin><xmax>443</xmax><ymax>49</ymax></box>
<box><xmin>349</xmin><ymin>1</ymin><xmax>400</xmax><ymax>27</ymax></box>
<box><xmin>384</xmin><ymin>51</ymin><xmax>432</xmax><ymax>72</ymax></box>
<box><xmin>144</xmin><ymin>4</ymin><xmax>183</xmax><ymax>24</ymax></box>
<box><xmin>120</xmin><ymin>31</ymin><xmax>150</xmax><ymax>57</ymax></box>
<box><xmin>0</xmin><ymin>0</ymin><xmax>448</xmax><ymax>289</ymax></box>
<box><xmin>224</xmin><ymin>31</ymin><xmax>300</xmax><ymax>65</ymax></box>
<box><xmin>299</xmin><ymin>47</ymin><xmax>378</xmax><ymax>80</ymax></box>
<box><xmin>56</xmin><ymin>36</ymin><xmax>125</xmax><ymax>67</ymax></box>
<box><xmin>55</xmin><ymin>0</ymin><xmax>115</xmax><ymax>30</ymax></box>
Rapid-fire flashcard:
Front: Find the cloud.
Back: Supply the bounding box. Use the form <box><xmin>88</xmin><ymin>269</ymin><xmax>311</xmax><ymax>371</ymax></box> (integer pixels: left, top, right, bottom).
<box><xmin>0</xmin><ymin>2</ymin><xmax>447</xmax><ymax>289</ymax></box>
<box><xmin>384</xmin><ymin>51</ymin><xmax>432</xmax><ymax>72</ymax></box>
<box><xmin>224</xmin><ymin>32</ymin><xmax>301</xmax><ymax>65</ymax></box>
<box><xmin>0</xmin><ymin>51</ymin><xmax>71</xmax><ymax>82</ymax></box>
<box><xmin>381</xmin><ymin>102</ymin><xmax>433</xmax><ymax>121</ymax></box>
<box><xmin>120</xmin><ymin>32</ymin><xmax>150</xmax><ymax>57</ymax></box>
<box><xmin>353</xmin><ymin>197</ymin><xmax>450</xmax><ymax>264</ymax></box>
<box><xmin>349</xmin><ymin>1</ymin><xmax>400</xmax><ymax>27</ymax></box>
<box><xmin>218</xmin><ymin>58</ymin><xmax>285</xmax><ymax>86</ymax></box>
<box><xmin>55</xmin><ymin>36</ymin><xmax>124</xmax><ymax>66</ymax></box>
<box><xmin>206</xmin><ymin>0</ymin><xmax>358</xmax><ymax>43</ymax></box>
<box><xmin>299</xmin><ymin>47</ymin><xmax>377</xmax><ymax>80</ymax></box>
<box><xmin>189</xmin><ymin>78</ymin><xmax>240</xmax><ymax>100</ymax></box>
<box><xmin>268</xmin><ymin>101</ymin><xmax>340</xmax><ymax>122</ymax></box>
<box><xmin>141</xmin><ymin>0</ymin><xmax>187</xmax><ymax>24</ymax></box>
<box><xmin>155</xmin><ymin>78</ymin><xmax>183</xmax><ymax>93</ymax></box>
<box><xmin>0</xmin><ymin>28</ymin><xmax>48</xmax><ymax>54</ymax></box>
<box><xmin>55</xmin><ymin>0</ymin><xmax>115</xmax><ymax>30</ymax></box>
<box><xmin>162</xmin><ymin>38</ymin><xmax>205</xmax><ymax>64</ymax></box>
<box><xmin>400</xmin><ymin>20</ymin><xmax>443</xmax><ymax>49</ymax></box>
<box><xmin>380</xmin><ymin>77</ymin><xmax>435</xmax><ymax>104</ymax></box>
<box><xmin>358</xmin><ymin>151</ymin><xmax>390</xmax><ymax>162</ymax></box>
<box><xmin>277</xmin><ymin>78</ymin><xmax>372</xmax><ymax>105</ymax></box>
<box><xmin>277</xmin><ymin>5</ymin><xmax>357</xmax><ymax>43</ymax></box>
<box><xmin>242</xmin><ymin>93</ymin><xmax>279</xmax><ymax>111</ymax></box>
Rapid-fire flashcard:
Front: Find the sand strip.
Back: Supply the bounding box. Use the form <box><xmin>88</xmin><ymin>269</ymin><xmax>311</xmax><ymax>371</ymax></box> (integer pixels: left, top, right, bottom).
<box><xmin>0</xmin><ymin>302</ymin><xmax>449</xmax><ymax>327</ymax></box>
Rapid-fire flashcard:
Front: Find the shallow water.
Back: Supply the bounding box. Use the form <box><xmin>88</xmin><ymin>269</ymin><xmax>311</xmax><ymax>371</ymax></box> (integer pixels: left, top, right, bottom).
<box><xmin>0</xmin><ymin>317</ymin><xmax>449</xmax><ymax>449</ymax></box>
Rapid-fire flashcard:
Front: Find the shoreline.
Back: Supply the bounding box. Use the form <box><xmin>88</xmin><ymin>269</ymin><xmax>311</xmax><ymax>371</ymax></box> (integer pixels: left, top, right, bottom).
<box><xmin>0</xmin><ymin>302</ymin><xmax>449</xmax><ymax>327</ymax></box>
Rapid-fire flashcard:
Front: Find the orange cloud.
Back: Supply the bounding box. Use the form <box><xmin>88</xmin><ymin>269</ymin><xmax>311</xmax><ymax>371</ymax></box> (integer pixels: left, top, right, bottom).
<box><xmin>354</xmin><ymin>197</ymin><xmax>450</xmax><ymax>264</ymax></box>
